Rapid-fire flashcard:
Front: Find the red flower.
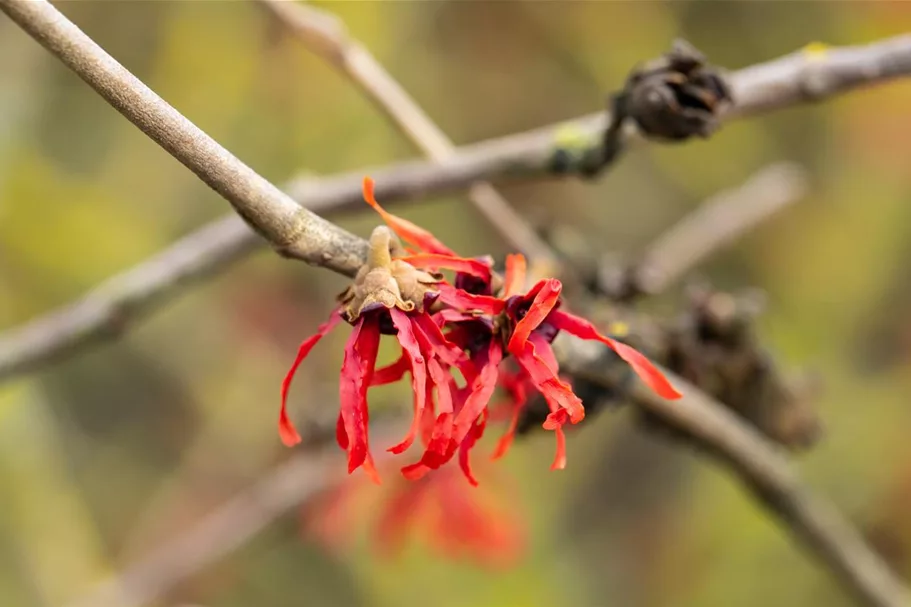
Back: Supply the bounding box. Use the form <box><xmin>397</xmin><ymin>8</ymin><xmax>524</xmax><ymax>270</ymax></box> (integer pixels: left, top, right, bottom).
<box><xmin>279</xmin><ymin>176</ymin><xmax>681</xmax><ymax>484</ymax></box>
<box><xmin>279</xmin><ymin>214</ymin><xmax>453</xmax><ymax>483</ymax></box>
<box><xmin>303</xmin><ymin>464</ymin><xmax>526</xmax><ymax>567</ymax></box>
<box><xmin>493</xmin><ymin>258</ymin><xmax>682</xmax><ymax>468</ymax></box>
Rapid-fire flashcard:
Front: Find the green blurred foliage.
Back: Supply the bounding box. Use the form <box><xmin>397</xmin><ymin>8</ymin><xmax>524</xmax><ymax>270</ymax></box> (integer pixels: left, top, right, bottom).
<box><xmin>2</xmin><ymin>2</ymin><xmax>911</xmax><ymax>606</ymax></box>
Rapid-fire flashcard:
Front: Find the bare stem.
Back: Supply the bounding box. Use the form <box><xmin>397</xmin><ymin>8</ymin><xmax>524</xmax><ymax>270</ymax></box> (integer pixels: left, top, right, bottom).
<box><xmin>285</xmin><ymin>35</ymin><xmax>911</xmax><ymax>202</ymax></box>
<box><xmin>564</xmin><ymin>353</ymin><xmax>911</xmax><ymax>607</ymax></box>
<box><xmin>0</xmin><ymin>216</ymin><xmax>256</xmax><ymax>381</ymax></box>
<box><xmin>0</xmin><ymin>0</ymin><xmax>368</xmax><ymax>276</ymax></box>
<box><xmin>65</xmin><ymin>452</ymin><xmax>338</xmax><ymax>607</ymax></box>
<box><xmin>627</xmin><ymin>162</ymin><xmax>809</xmax><ymax>296</ymax></box>
<box><xmin>62</xmin><ymin>422</ymin><xmax>405</xmax><ymax>607</ymax></box>
<box><xmin>256</xmin><ymin>0</ymin><xmax>558</xmax><ymax>269</ymax></box>
<box><xmin>3</xmin><ymin>34</ymin><xmax>911</xmax><ymax>382</ymax></box>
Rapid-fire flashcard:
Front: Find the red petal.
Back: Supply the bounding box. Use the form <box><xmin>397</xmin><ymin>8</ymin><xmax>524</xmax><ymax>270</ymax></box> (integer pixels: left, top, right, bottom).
<box><xmin>423</xmin><ymin>368</ymin><xmax>458</xmax><ymax>467</ymax></box>
<box><xmin>513</xmin><ymin>333</ymin><xmax>585</xmax><ymax>423</ymax></box>
<box><xmin>400</xmin><ymin>254</ymin><xmax>492</xmax><ymax>282</ymax></box>
<box><xmin>395</xmin><ymin>312</ymin><xmax>479</xmax><ymax>477</ymax></box>
<box><xmin>357</xmin><ymin>324</ymin><xmax>382</xmax><ymax>485</ymax></box>
<box><xmin>339</xmin><ymin>316</ymin><xmax>381</xmax><ymax>477</ymax></box>
<box><xmin>419</xmin><ymin>383</ymin><xmax>437</xmax><ymax>448</ymax></box>
<box><xmin>542</xmin><ymin>407</ymin><xmax>569</xmax><ymax>431</ymax></box>
<box><xmin>412</xmin><ymin>312</ymin><xmax>469</xmax><ymax>371</ymax></box>
<box><xmin>551</xmin><ymin>425</ymin><xmax>567</xmax><ymax>471</ymax></box>
<box><xmin>280</xmin><ymin>311</ymin><xmax>343</xmax><ymax>446</ymax></box>
<box><xmin>401</xmin><ymin>461</ymin><xmax>433</xmax><ymax>481</ymax></box>
<box><xmin>491</xmin><ymin>409</ymin><xmax>519</xmax><ymax>460</ymax></box>
<box><xmin>387</xmin><ymin>310</ymin><xmax>428</xmax><ymax>455</ymax></box>
<box><xmin>459</xmin><ymin>410</ymin><xmax>488</xmax><ymax>487</ymax></box>
<box><xmin>491</xmin><ymin>374</ymin><xmax>529</xmax><ymax>461</ymax></box>
<box><xmin>403</xmin><ymin>395</ymin><xmax>457</xmax><ymax>476</ymax></box>
<box><xmin>372</xmin><ymin>353</ymin><xmax>410</xmax><ymax>386</ymax></box>
<box><xmin>338</xmin><ymin>323</ymin><xmax>364</xmax><ymax>467</ymax></box>
<box><xmin>541</xmin><ymin>409</ymin><xmax>570</xmax><ymax>470</ymax></box>
<box><xmin>362</xmin><ymin>453</ymin><xmax>382</xmax><ymax>485</ymax></box>
<box><xmin>437</xmin><ymin>284</ymin><xmax>505</xmax><ymax>315</ymax></box>
<box><xmin>335</xmin><ymin>412</ymin><xmax>348</xmax><ymax>450</ymax></box>
<box><xmin>507</xmin><ymin>279</ymin><xmax>562</xmax><ymax>354</ymax></box>
<box><xmin>424</xmin><ymin>411</ymin><xmax>455</xmax><ymax>467</ymax></box>
<box><xmin>502</xmin><ymin>254</ymin><xmax>527</xmax><ymax>298</ymax></box>
<box><xmin>412</xmin><ymin>313</ymin><xmax>476</xmax><ymax>386</ymax></box>
<box><xmin>453</xmin><ymin>341</ymin><xmax>503</xmax><ymax>442</ymax></box>
<box><xmin>433</xmin><ymin>309</ymin><xmax>478</xmax><ymax>326</ymax></box>
<box><xmin>548</xmin><ymin>310</ymin><xmax>682</xmax><ymax>400</ymax></box>
<box><xmin>362</xmin><ymin>177</ymin><xmax>454</xmax><ymax>255</ymax></box>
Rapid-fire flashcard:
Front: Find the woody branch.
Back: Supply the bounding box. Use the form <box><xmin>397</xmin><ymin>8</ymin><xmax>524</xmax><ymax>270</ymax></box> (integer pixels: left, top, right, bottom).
<box><xmin>1</xmin><ymin>30</ymin><xmax>911</xmax><ymax>381</ymax></box>
<box><xmin>254</xmin><ymin>0</ymin><xmax>558</xmax><ymax>269</ymax></box>
<box><xmin>0</xmin><ymin>0</ymin><xmax>368</xmax><ymax>277</ymax></box>
<box><xmin>1</xmin><ymin>2</ymin><xmax>909</xmax><ymax>607</ymax></box>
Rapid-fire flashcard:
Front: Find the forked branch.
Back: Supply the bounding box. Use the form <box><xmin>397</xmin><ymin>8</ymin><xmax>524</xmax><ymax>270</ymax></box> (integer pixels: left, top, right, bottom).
<box><xmin>1</xmin><ymin>2</ymin><xmax>909</xmax><ymax>606</ymax></box>
<box><xmin>2</xmin><ymin>29</ymin><xmax>911</xmax><ymax>382</ymax></box>
<box><xmin>0</xmin><ymin>0</ymin><xmax>368</xmax><ymax>276</ymax></box>
<box><xmin>256</xmin><ymin>0</ymin><xmax>558</xmax><ymax>268</ymax></box>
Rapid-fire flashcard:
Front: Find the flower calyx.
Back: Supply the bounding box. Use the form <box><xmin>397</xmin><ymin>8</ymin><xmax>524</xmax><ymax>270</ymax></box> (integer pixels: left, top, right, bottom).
<box><xmin>340</xmin><ymin>226</ymin><xmax>442</xmax><ymax>323</ymax></box>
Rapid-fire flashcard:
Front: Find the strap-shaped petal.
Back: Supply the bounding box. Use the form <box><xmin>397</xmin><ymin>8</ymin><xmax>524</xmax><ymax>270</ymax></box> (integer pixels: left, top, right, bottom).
<box><xmin>363</xmin><ymin>177</ymin><xmax>455</xmax><ymax>255</ymax></box>
<box><xmin>387</xmin><ymin>309</ymin><xmax>428</xmax><ymax>455</ymax></box>
<box><xmin>507</xmin><ymin>279</ymin><xmax>562</xmax><ymax>354</ymax></box>
<box><xmin>453</xmin><ymin>341</ymin><xmax>503</xmax><ymax>443</ymax></box>
<box><xmin>502</xmin><ymin>254</ymin><xmax>527</xmax><ymax>298</ymax></box>
<box><xmin>400</xmin><ymin>253</ymin><xmax>492</xmax><ymax>282</ymax></box>
<box><xmin>437</xmin><ymin>284</ymin><xmax>505</xmax><ymax>315</ymax></box>
<box><xmin>279</xmin><ymin>311</ymin><xmax>343</xmax><ymax>446</ymax></box>
<box><xmin>548</xmin><ymin>309</ymin><xmax>682</xmax><ymax>400</ymax></box>
<box><xmin>513</xmin><ymin>332</ymin><xmax>585</xmax><ymax>423</ymax></box>
<box><xmin>459</xmin><ymin>410</ymin><xmax>488</xmax><ymax>487</ymax></box>
<box><xmin>339</xmin><ymin>316</ymin><xmax>382</xmax><ymax>483</ymax></box>
<box><xmin>491</xmin><ymin>372</ymin><xmax>529</xmax><ymax>461</ymax></box>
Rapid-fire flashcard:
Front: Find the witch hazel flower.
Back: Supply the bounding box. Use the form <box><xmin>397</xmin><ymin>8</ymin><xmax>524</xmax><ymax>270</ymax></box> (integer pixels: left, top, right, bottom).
<box><xmin>415</xmin><ymin>252</ymin><xmax>682</xmax><ymax>473</ymax></box>
<box><xmin>279</xmin><ymin>176</ymin><xmax>682</xmax><ymax>483</ymax></box>
<box><xmin>303</xmin><ymin>464</ymin><xmax>526</xmax><ymax>567</ymax></box>
<box><xmin>492</xmin><ymin>257</ymin><xmax>683</xmax><ymax>469</ymax></box>
<box><xmin>279</xmin><ymin>223</ymin><xmax>452</xmax><ymax>483</ymax></box>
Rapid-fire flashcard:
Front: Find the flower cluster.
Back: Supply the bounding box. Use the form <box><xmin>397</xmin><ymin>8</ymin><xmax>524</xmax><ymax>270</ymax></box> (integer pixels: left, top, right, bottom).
<box><xmin>279</xmin><ymin>177</ymin><xmax>682</xmax><ymax>484</ymax></box>
<box><xmin>303</xmin><ymin>462</ymin><xmax>524</xmax><ymax>567</ymax></box>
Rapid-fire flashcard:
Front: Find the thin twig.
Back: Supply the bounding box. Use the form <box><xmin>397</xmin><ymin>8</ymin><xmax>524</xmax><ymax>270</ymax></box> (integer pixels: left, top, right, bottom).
<box><xmin>627</xmin><ymin>162</ymin><xmax>809</xmax><ymax>297</ymax></box>
<box><xmin>0</xmin><ymin>0</ymin><xmax>367</xmax><ymax>276</ymax></box>
<box><xmin>256</xmin><ymin>0</ymin><xmax>558</xmax><ymax>268</ymax></box>
<box><xmin>4</xmin><ymin>5</ymin><xmax>906</xmax><ymax>605</ymax></box>
<box><xmin>67</xmin><ymin>356</ymin><xmax>911</xmax><ymax>607</ymax></box>
<box><xmin>3</xmin><ymin>36</ymin><xmax>911</xmax><ymax>382</ymax></box>
<box><xmin>562</xmin><ymin>349</ymin><xmax>911</xmax><ymax>607</ymax></box>
<box><xmin>62</xmin><ymin>422</ymin><xmax>404</xmax><ymax>607</ymax></box>
<box><xmin>65</xmin><ymin>452</ymin><xmax>337</xmax><ymax>607</ymax></box>
<box><xmin>287</xmin><ymin>35</ymin><xmax>911</xmax><ymax>202</ymax></box>
<box><xmin>0</xmin><ymin>216</ymin><xmax>256</xmax><ymax>381</ymax></box>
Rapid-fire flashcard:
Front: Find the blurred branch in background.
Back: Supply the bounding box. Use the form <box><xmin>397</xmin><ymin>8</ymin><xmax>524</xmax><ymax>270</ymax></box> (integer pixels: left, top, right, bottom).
<box><xmin>537</xmin><ymin>163</ymin><xmax>820</xmax><ymax>451</ymax></box>
<box><xmin>2</xmin><ymin>33</ymin><xmax>911</xmax><ymax>383</ymax></box>
<box><xmin>63</xmin><ymin>360</ymin><xmax>908</xmax><ymax>607</ymax></box>
<box><xmin>613</xmin><ymin>162</ymin><xmax>809</xmax><ymax>299</ymax></box>
<box><xmin>285</xmin><ymin>33</ymin><xmax>911</xmax><ymax>199</ymax></box>
<box><xmin>563</xmin><ymin>359</ymin><xmax>911</xmax><ymax>607</ymax></box>
<box><xmin>254</xmin><ymin>0</ymin><xmax>558</xmax><ymax>269</ymax></box>
<box><xmin>1</xmin><ymin>2</ymin><xmax>910</xmax><ymax>606</ymax></box>
<box><xmin>62</xmin><ymin>421</ymin><xmax>405</xmax><ymax>607</ymax></box>
<box><xmin>0</xmin><ymin>216</ymin><xmax>255</xmax><ymax>382</ymax></box>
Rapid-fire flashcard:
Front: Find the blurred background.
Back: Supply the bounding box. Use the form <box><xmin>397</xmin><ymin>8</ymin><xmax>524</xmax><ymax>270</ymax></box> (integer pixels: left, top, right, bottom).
<box><xmin>2</xmin><ymin>2</ymin><xmax>911</xmax><ymax>606</ymax></box>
